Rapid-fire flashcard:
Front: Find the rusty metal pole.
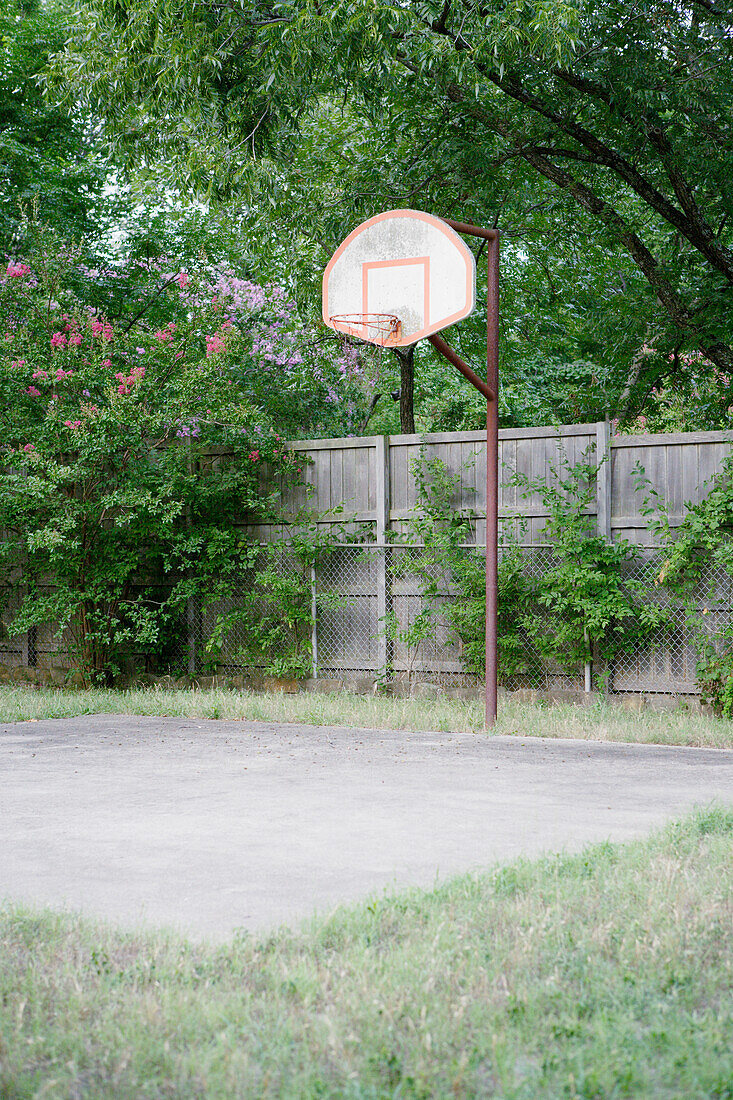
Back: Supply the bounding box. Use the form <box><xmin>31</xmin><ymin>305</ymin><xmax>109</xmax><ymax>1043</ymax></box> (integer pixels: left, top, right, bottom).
<box><xmin>435</xmin><ymin>219</ymin><xmax>499</xmax><ymax>727</ymax></box>
<box><xmin>485</xmin><ymin>234</ymin><xmax>500</xmax><ymax>726</ymax></box>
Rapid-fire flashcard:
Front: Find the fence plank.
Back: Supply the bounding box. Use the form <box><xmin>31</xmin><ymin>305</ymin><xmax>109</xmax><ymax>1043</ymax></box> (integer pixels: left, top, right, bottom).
<box><xmin>596</xmin><ymin>421</ymin><xmax>612</xmax><ymax>542</ymax></box>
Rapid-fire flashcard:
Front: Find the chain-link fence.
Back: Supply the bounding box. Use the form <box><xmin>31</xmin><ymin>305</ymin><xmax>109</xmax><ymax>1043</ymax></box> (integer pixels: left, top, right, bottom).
<box><xmin>5</xmin><ymin>423</ymin><xmax>733</xmax><ymax>694</ymax></box>
<box><xmin>152</xmin><ymin>544</ymin><xmax>727</xmax><ymax>695</ymax></box>
<box><xmin>3</xmin><ymin>543</ymin><xmax>728</xmax><ymax>695</ymax></box>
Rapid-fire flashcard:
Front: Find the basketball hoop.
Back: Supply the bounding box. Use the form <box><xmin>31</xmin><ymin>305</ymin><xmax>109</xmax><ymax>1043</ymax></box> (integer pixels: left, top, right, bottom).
<box><xmin>329</xmin><ymin>313</ymin><xmax>402</xmax><ymax>347</ymax></box>
<box><xmin>322</xmin><ymin>209</ymin><xmax>499</xmax><ymax>728</ymax></box>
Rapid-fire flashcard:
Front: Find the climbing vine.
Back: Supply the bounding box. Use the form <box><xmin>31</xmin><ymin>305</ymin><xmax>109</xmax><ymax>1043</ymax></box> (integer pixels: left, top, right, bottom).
<box><xmin>636</xmin><ymin>455</ymin><xmax>733</xmax><ymax>715</ymax></box>
<box><xmin>401</xmin><ymin>450</ymin><xmax>666</xmax><ymax>687</ymax></box>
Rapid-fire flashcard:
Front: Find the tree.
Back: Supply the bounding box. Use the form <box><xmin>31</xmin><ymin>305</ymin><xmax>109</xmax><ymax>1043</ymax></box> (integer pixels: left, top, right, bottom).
<box><xmin>0</xmin><ymin>222</ymin><xmax>374</xmax><ymax>679</ymax></box>
<box><xmin>54</xmin><ymin>0</ymin><xmax>733</xmax><ymax>423</ymax></box>
<box><xmin>0</xmin><ymin>0</ymin><xmax>109</xmax><ymax>252</ymax></box>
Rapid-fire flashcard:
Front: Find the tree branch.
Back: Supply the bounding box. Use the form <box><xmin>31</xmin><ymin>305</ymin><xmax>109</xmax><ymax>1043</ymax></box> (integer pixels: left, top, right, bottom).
<box><xmin>491</xmin><ymin>70</ymin><xmax>733</xmax><ymax>281</ymax></box>
<box><xmin>552</xmin><ymin>67</ymin><xmax>733</xmax><ymax>276</ymax></box>
<box><xmin>121</xmin><ymin>274</ymin><xmax>178</xmax><ymax>333</ymax></box>
<box><xmin>413</xmin><ymin>15</ymin><xmax>733</xmax><ymax>280</ymax></box>
<box><xmin>440</xmin><ymin>79</ymin><xmax>692</xmax><ymax>325</ymax></box>
<box><xmin>689</xmin><ymin>0</ymin><xmax>733</xmax><ymax>25</ymax></box>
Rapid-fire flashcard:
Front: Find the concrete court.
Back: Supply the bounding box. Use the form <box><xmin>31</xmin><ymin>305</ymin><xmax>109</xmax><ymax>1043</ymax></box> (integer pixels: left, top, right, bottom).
<box><xmin>1</xmin><ymin>714</ymin><xmax>732</xmax><ymax>942</ymax></box>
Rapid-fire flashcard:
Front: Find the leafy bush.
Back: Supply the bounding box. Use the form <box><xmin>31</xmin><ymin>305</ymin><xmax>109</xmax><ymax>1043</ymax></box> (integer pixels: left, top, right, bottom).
<box><xmin>403</xmin><ymin>453</ymin><xmax>542</xmax><ymax>684</ymax></box>
<box><xmin>637</xmin><ymin>453</ymin><xmax>733</xmax><ymax>714</ymax></box>
<box><xmin>512</xmin><ymin>458</ymin><xmax>669</xmax><ymax>680</ymax></box>
<box><xmin>0</xmin><ymin>224</ymin><xmax>359</xmax><ymax>682</ymax></box>
<box><xmin>403</xmin><ymin>450</ymin><xmax>666</xmax><ymax>687</ymax></box>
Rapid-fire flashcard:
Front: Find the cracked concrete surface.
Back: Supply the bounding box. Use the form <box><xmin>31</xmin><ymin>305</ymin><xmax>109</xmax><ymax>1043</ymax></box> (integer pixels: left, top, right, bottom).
<box><xmin>2</xmin><ymin>715</ymin><xmax>731</xmax><ymax>941</ymax></box>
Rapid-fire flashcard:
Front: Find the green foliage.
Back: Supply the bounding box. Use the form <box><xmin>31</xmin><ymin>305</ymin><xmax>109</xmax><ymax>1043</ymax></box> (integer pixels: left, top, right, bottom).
<box><xmin>615</xmin><ymin>351</ymin><xmax>733</xmax><ymax>435</ymax></box>
<box><xmin>52</xmin><ymin>0</ymin><xmax>733</xmax><ymax>427</ymax></box>
<box><xmin>180</xmin><ymin>524</ymin><xmax>350</xmax><ymax>681</ymax></box>
<box><xmin>637</xmin><ymin>452</ymin><xmax>733</xmax><ymax>714</ymax></box>
<box><xmin>0</xmin><ymin>0</ymin><xmax>109</xmax><ymax>251</ymax></box>
<box><xmin>695</xmin><ymin>645</ymin><xmax>733</xmax><ymax>719</ymax></box>
<box><xmin>404</xmin><ymin>449</ymin><xmax>666</xmax><ymax>685</ymax></box>
<box><xmin>449</xmin><ymin>543</ymin><xmax>541</xmax><ymax>681</ymax></box>
<box><xmin>402</xmin><ymin>453</ymin><xmax>542</xmax><ymax>684</ymax></box>
<box><xmin>512</xmin><ymin>458</ymin><xmax>669</xmax><ymax>676</ymax></box>
<box><xmin>0</xmin><ymin>223</ymin><xmax>357</xmax><ymax>682</ymax></box>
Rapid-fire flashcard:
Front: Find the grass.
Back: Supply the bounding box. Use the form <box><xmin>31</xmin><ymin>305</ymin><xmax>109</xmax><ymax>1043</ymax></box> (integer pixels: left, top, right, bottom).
<box><xmin>1</xmin><ymin>807</ymin><xmax>731</xmax><ymax>1098</ymax></box>
<box><xmin>1</xmin><ymin>684</ymin><xmax>732</xmax><ymax>748</ymax></box>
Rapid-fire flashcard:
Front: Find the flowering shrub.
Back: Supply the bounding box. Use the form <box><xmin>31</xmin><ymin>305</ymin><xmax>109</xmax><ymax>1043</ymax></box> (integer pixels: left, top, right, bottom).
<box><xmin>0</xmin><ymin>226</ymin><xmax>362</xmax><ymax>681</ymax></box>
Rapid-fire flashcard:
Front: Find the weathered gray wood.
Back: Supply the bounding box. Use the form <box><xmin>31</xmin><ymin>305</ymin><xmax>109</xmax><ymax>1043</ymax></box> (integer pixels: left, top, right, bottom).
<box><xmin>21</xmin><ymin>423</ymin><xmax>733</xmax><ymax>692</ymax></box>
<box><xmin>284</xmin><ymin>422</ymin><xmax>733</xmax><ymax>692</ymax></box>
<box><xmin>389</xmin><ymin>438</ymin><xmax>409</xmax><ymax>515</ymax></box>
<box><xmin>611</xmin><ymin>429</ymin><xmax>733</xmax><ymax>448</ymax></box>
<box><xmin>665</xmin><ymin>443</ymin><xmax>684</xmax><ymax>518</ymax></box>
<box><xmin>596</xmin><ymin>420</ymin><xmax>612</xmax><ymax>543</ymax></box>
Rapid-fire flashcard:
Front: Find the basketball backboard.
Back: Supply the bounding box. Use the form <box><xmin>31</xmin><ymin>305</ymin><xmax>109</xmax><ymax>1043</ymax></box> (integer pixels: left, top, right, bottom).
<box><xmin>323</xmin><ymin>209</ymin><xmax>476</xmax><ymax>347</ymax></box>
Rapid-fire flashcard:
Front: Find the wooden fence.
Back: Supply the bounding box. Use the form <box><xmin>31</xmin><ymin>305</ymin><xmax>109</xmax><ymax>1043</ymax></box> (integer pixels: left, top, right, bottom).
<box><xmin>3</xmin><ymin>422</ymin><xmax>732</xmax><ymax>692</ymax></box>
<box><xmin>259</xmin><ymin>422</ymin><xmax>733</xmax><ymax>545</ymax></box>
<box><xmin>262</xmin><ymin>423</ymin><xmax>731</xmax><ymax>693</ymax></box>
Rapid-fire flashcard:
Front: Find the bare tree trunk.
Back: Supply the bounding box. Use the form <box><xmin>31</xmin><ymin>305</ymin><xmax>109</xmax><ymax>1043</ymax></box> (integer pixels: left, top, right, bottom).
<box><xmin>393</xmin><ymin>344</ymin><xmax>416</xmax><ymax>433</ymax></box>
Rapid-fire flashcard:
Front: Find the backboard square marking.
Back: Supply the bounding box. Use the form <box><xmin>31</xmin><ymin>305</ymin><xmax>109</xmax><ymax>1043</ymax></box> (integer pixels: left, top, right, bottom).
<box><xmin>362</xmin><ymin>257</ymin><xmax>430</xmax><ymax>340</ymax></box>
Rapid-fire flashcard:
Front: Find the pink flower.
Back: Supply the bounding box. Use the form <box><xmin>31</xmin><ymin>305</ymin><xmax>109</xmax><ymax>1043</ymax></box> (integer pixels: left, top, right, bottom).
<box><xmin>136</xmin><ymin>347</ymin><xmax>146</xmax><ymax>355</ymax></box>
<box><xmin>11</xmin><ymin>359</ymin><xmax>26</xmax><ymax>370</ymax></box>
<box><xmin>26</xmin><ymin>386</ymin><xmax>41</xmax><ymax>397</ymax></box>
<box><xmin>205</xmin><ymin>333</ymin><xmax>226</xmax><ymax>357</ymax></box>
<box><xmin>174</xmin><ymin>350</ymin><xmax>184</xmax><ymax>360</ymax></box>
<box><xmin>63</xmin><ymin>420</ymin><xmax>82</xmax><ymax>430</ymax></box>
<box><xmin>92</xmin><ymin>320</ymin><xmax>113</xmax><ymax>341</ymax></box>
<box><xmin>4</xmin><ymin>333</ymin><xmax>13</xmax><ymax>342</ymax></box>
<box><xmin>153</xmin><ymin>329</ymin><xmax>172</xmax><ymax>343</ymax></box>
<box><xmin>6</xmin><ymin>262</ymin><xmax>30</xmax><ymax>278</ymax></box>
<box><xmin>68</xmin><ymin>334</ymin><xmax>82</xmax><ymax>346</ymax></box>
<box><xmin>114</xmin><ymin>364</ymin><xmax>145</xmax><ymax>394</ymax></box>
<box><xmin>31</xmin><ymin>370</ymin><xmax>48</xmax><ymax>380</ymax></box>
<box><xmin>176</xmin><ymin>272</ymin><xmax>189</xmax><ymax>288</ymax></box>
<box><xmin>55</xmin><ymin>368</ymin><xmax>73</xmax><ymax>381</ymax></box>
<box><xmin>102</xmin><ymin>358</ymin><xmax>112</xmax><ymax>368</ymax></box>
<box><xmin>50</xmin><ymin>332</ymin><xmax>67</xmax><ymax>349</ymax></box>
<box><xmin>248</xmin><ymin>450</ymin><xmax>260</xmax><ymax>461</ymax></box>
<box><xmin>23</xmin><ymin>443</ymin><xmax>35</xmax><ymax>452</ymax></box>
